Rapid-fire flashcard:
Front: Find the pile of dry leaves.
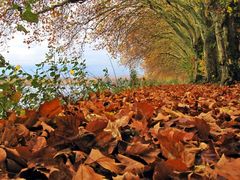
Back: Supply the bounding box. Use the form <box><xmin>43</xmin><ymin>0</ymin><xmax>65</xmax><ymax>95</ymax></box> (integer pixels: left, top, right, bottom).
<box><xmin>0</xmin><ymin>84</ymin><xmax>240</xmax><ymax>179</ymax></box>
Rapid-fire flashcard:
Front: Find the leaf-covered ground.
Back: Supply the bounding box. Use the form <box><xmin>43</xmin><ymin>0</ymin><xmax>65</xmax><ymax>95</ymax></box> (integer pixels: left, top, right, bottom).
<box><xmin>0</xmin><ymin>84</ymin><xmax>240</xmax><ymax>180</ymax></box>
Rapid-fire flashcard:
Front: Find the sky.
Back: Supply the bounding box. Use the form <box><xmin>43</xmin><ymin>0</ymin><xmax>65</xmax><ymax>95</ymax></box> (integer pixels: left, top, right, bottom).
<box><xmin>0</xmin><ymin>33</ymin><xmax>142</xmax><ymax>78</ymax></box>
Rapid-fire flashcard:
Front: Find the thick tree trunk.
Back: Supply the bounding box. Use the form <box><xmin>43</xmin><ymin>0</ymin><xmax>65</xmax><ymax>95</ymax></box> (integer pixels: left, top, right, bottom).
<box><xmin>225</xmin><ymin>12</ymin><xmax>240</xmax><ymax>82</ymax></box>
<box><xmin>214</xmin><ymin>19</ymin><xmax>230</xmax><ymax>84</ymax></box>
<box><xmin>202</xmin><ymin>30</ymin><xmax>219</xmax><ymax>82</ymax></box>
<box><xmin>213</xmin><ymin>8</ymin><xmax>240</xmax><ymax>84</ymax></box>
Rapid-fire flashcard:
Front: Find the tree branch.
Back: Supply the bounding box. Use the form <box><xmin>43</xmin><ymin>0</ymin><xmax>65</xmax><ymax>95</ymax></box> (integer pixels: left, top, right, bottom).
<box><xmin>37</xmin><ymin>0</ymin><xmax>87</xmax><ymax>14</ymax></box>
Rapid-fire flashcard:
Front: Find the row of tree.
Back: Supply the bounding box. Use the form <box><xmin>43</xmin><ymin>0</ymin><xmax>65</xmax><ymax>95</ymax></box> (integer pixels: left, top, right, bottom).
<box><xmin>0</xmin><ymin>0</ymin><xmax>239</xmax><ymax>83</ymax></box>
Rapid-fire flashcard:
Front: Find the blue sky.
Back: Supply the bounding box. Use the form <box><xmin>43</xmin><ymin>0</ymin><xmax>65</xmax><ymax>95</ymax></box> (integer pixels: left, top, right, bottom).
<box><xmin>0</xmin><ymin>33</ymin><xmax>142</xmax><ymax>78</ymax></box>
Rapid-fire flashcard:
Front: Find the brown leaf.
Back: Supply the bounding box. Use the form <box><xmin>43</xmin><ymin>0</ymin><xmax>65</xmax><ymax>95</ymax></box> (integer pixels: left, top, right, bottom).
<box><xmin>157</xmin><ymin>128</ymin><xmax>194</xmax><ymax>159</ymax></box>
<box><xmin>15</xmin><ymin>124</ymin><xmax>29</xmax><ymax>137</ymax></box>
<box><xmin>126</xmin><ymin>142</ymin><xmax>149</xmax><ymax>155</ymax></box>
<box><xmin>117</xmin><ymin>154</ymin><xmax>145</xmax><ymax>174</ymax></box>
<box><xmin>153</xmin><ymin>112</ymin><xmax>170</xmax><ymax>121</ymax></box>
<box><xmin>41</xmin><ymin>121</ymin><xmax>54</xmax><ymax>133</ymax></box>
<box><xmin>140</xmin><ymin>148</ymin><xmax>161</xmax><ymax>164</ymax></box>
<box><xmin>165</xmin><ymin>159</ymin><xmax>188</xmax><ymax>172</ymax></box>
<box><xmin>214</xmin><ymin>154</ymin><xmax>240</xmax><ymax>180</ymax></box>
<box><xmin>193</xmin><ymin>118</ymin><xmax>210</xmax><ymax>140</ymax></box>
<box><xmin>85</xmin><ymin>149</ymin><xmax>122</xmax><ymax>174</ymax></box>
<box><xmin>73</xmin><ymin>164</ymin><xmax>104</xmax><ymax>180</ymax></box>
<box><xmin>32</xmin><ymin>136</ymin><xmax>47</xmax><ymax>153</ymax></box>
<box><xmin>95</xmin><ymin>131</ymin><xmax>114</xmax><ymax>147</ymax></box>
<box><xmin>130</xmin><ymin>119</ymin><xmax>148</xmax><ymax>137</ymax></box>
<box><xmin>0</xmin><ymin>119</ymin><xmax>6</xmax><ymax>128</ymax></box>
<box><xmin>39</xmin><ymin>98</ymin><xmax>62</xmax><ymax>118</ymax></box>
<box><xmin>8</xmin><ymin>112</ymin><xmax>17</xmax><ymax>122</ymax></box>
<box><xmin>86</xmin><ymin>119</ymin><xmax>108</xmax><ymax>133</ymax></box>
<box><xmin>0</xmin><ymin>148</ymin><xmax>7</xmax><ymax>163</ymax></box>
<box><xmin>135</xmin><ymin>101</ymin><xmax>154</xmax><ymax>119</ymax></box>
<box><xmin>153</xmin><ymin>161</ymin><xmax>172</xmax><ymax>180</ymax></box>
<box><xmin>113</xmin><ymin>172</ymin><xmax>140</xmax><ymax>180</ymax></box>
<box><xmin>104</xmin><ymin>120</ymin><xmax>122</xmax><ymax>140</ymax></box>
<box><xmin>15</xmin><ymin>146</ymin><xmax>33</xmax><ymax>160</ymax></box>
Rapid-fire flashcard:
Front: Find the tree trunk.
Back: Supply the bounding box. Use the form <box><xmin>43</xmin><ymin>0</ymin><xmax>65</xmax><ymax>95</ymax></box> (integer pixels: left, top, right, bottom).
<box><xmin>202</xmin><ymin>30</ymin><xmax>219</xmax><ymax>82</ymax></box>
<box><xmin>192</xmin><ymin>58</ymin><xmax>198</xmax><ymax>82</ymax></box>
<box><xmin>225</xmin><ymin>11</ymin><xmax>240</xmax><ymax>82</ymax></box>
<box><xmin>214</xmin><ymin>19</ymin><xmax>230</xmax><ymax>84</ymax></box>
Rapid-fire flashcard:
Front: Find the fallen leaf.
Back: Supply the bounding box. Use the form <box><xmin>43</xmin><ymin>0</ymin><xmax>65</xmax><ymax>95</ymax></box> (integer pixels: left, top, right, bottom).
<box><xmin>39</xmin><ymin>98</ymin><xmax>62</xmax><ymax>118</ymax></box>
<box><xmin>86</xmin><ymin>119</ymin><xmax>108</xmax><ymax>133</ymax></box>
<box><xmin>193</xmin><ymin>118</ymin><xmax>210</xmax><ymax>140</ymax></box>
<box><xmin>135</xmin><ymin>101</ymin><xmax>154</xmax><ymax>119</ymax></box>
<box><xmin>85</xmin><ymin>149</ymin><xmax>122</xmax><ymax>174</ymax></box>
<box><xmin>153</xmin><ymin>161</ymin><xmax>172</xmax><ymax>180</ymax></box>
<box><xmin>157</xmin><ymin>128</ymin><xmax>194</xmax><ymax>159</ymax></box>
<box><xmin>153</xmin><ymin>112</ymin><xmax>170</xmax><ymax>121</ymax></box>
<box><xmin>113</xmin><ymin>172</ymin><xmax>140</xmax><ymax>180</ymax></box>
<box><xmin>32</xmin><ymin>136</ymin><xmax>47</xmax><ymax>153</ymax></box>
<box><xmin>165</xmin><ymin>159</ymin><xmax>188</xmax><ymax>172</ymax></box>
<box><xmin>73</xmin><ymin>164</ymin><xmax>104</xmax><ymax>180</ymax></box>
<box><xmin>15</xmin><ymin>124</ymin><xmax>29</xmax><ymax>138</ymax></box>
<box><xmin>104</xmin><ymin>120</ymin><xmax>122</xmax><ymax>140</ymax></box>
<box><xmin>126</xmin><ymin>142</ymin><xmax>149</xmax><ymax>155</ymax></box>
<box><xmin>0</xmin><ymin>148</ymin><xmax>7</xmax><ymax>163</ymax></box>
<box><xmin>117</xmin><ymin>154</ymin><xmax>145</xmax><ymax>174</ymax></box>
<box><xmin>214</xmin><ymin>154</ymin><xmax>240</xmax><ymax>180</ymax></box>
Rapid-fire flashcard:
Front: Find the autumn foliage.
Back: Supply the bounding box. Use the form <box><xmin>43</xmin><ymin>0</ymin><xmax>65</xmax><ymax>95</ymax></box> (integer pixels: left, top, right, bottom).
<box><xmin>0</xmin><ymin>84</ymin><xmax>240</xmax><ymax>179</ymax></box>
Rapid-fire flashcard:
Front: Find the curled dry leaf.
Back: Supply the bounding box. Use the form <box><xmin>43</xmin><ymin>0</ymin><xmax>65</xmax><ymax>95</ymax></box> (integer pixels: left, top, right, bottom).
<box><xmin>0</xmin><ymin>147</ymin><xmax>7</xmax><ymax>163</ymax></box>
<box><xmin>135</xmin><ymin>101</ymin><xmax>154</xmax><ymax>119</ymax></box>
<box><xmin>0</xmin><ymin>119</ymin><xmax>6</xmax><ymax>128</ymax></box>
<box><xmin>117</xmin><ymin>154</ymin><xmax>145</xmax><ymax>174</ymax></box>
<box><xmin>165</xmin><ymin>159</ymin><xmax>188</xmax><ymax>172</ymax></box>
<box><xmin>8</xmin><ymin>112</ymin><xmax>17</xmax><ymax>122</ymax></box>
<box><xmin>157</xmin><ymin>128</ymin><xmax>194</xmax><ymax>159</ymax></box>
<box><xmin>86</xmin><ymin>119</ymin><xmax>108</xmax><ymax>133</ymax></box>
<box><xmin>126</xmin><ymin>142</ymin><xmax>149</xmax><ymax>155</ymax></box>
<box><xmin>130</xmin><ymin>119</ymin><xmax>148</xmax><ymax>137</ymax></box>
<box><xmin>39</xmin><ymin>98</ymin><xmax>62</xmax><ymax>118</ymax></box>
<box><xmin>124</xmin><ymin>141</ymin><xmax>160</xmax><ymax>163</ymax></box>
<box><xmin>153</xmin><ymin>112</ymin><xmax>170</xmax><ymax>121</ymax></box>
<box><xmin>85</xmin><ymin>149</ymin><xmax>122</xmax><ymax>174</ymax></box>
<box><xmin>73</xmin><ymin>164</ymin><xmax>104</xmax><ymax>180</ymax></box>
<box><xmin>113</xmin><ymin>172</ymin><xmax>140</xmax><ymax>180</ymax></box>
<box><xmin>214</xmin><ymin>154</ymin><xmax>240</xmax><ymax>180</ymax></box>
<box><xmin>15</xmin><ymin>124</ymin><xmax>30</xmax><ymax>137</ymax></box>
<box><xmin>193</xmin><ymin>118</ymin><xmax>210</xmax><ymax>140</ymax></box>
<box><xmin>41</xmin><ymin>121</ymin><xmax>54</xmax><ymax>133</ymax></box>
<box><xmin>104</xmin><ymin>120</ymin><xmax>122</xmax><ymax>140</ymax></box>
<box><xmin>32</xmin><ymin>136</ymin><xmax>47</xmax><ymax>153</ymax></box>
<box><xmin>153</xmin><ymin>161</ymin><xmax>172</xmax><ymax>180</ymax></box>
<box><xmin>104</xmin><ymin>112</ymin><xmax>133</xmax><ymax>141</ymax></box>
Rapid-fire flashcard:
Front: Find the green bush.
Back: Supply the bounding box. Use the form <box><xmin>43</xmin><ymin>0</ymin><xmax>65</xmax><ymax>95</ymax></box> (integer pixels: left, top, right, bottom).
<box><xmin>0</xmin><ymin>53</ymin><xmax>114</xmax><ymax>118</ymax></box>
<box><xmin>0</xmin><ymin>53</ymin><xmax>167</xmax><ymax>118</ymax></box>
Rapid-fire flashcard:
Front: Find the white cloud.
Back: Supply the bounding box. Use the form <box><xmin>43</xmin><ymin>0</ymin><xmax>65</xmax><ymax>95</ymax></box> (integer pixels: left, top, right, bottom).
<box><xmin>1</xmin><ymin>33</ymin><xmax>47</xmax><ymax>65</ymax></box>
<box><xmin>0</xmin><ymin>33</ymin><xmax>133</xmax><ymax>76</ymax></box>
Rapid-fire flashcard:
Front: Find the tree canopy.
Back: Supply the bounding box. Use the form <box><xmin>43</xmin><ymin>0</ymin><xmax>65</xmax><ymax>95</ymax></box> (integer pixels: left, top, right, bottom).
<box><xmin>0</xmin><ymin>0</ymin><xmax>239</xmax><ymax>83</ymax></box>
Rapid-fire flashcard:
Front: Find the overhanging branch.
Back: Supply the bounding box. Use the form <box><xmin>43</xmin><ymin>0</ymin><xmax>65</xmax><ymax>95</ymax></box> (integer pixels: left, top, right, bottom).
<box><xmin>37</xmin><ymin>0</ymin><xmax>87</xmax><ymax>14</ymax></box>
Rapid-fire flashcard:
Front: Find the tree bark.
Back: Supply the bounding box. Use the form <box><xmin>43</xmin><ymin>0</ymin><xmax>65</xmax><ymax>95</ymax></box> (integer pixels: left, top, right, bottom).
<box><xmin>225</xmin><ymin>12</ymin><xmax>240</xmax><ymax>82</ymax></box>
<box><xmin>202</xmin><ymin>30</ymin><xmax>219</xmax><ymax>82</ymax></box>
<box><xmin>214</xmin><ymin>19</ymin><xmax>230</xmax><ymax>84</ymax></box>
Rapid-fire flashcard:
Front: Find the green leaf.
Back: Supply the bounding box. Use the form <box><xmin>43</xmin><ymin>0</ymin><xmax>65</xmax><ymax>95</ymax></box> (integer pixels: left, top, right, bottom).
<box><xmin>21</xmin><ymin>8</ymin><xmax>39</xmax><ymax>23</ymax></box>
<box><xmin>50</xmin><ymin>72</ymin><xmax>55</xmax><ymax>77</ymax></box>
<box><xmin>16</xmin><ymin>24</ymin><xmax>29</xmax><ymax>34</ymax></box>
<box><xmin>12</xmin><ymin>3</ymin><xmax>21</xmax><ymax>10</ymax></box>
